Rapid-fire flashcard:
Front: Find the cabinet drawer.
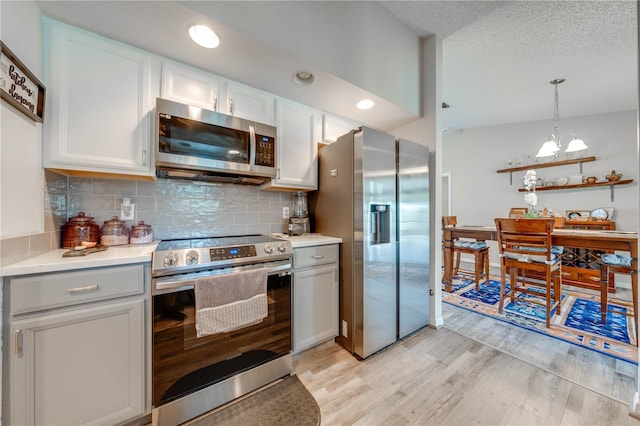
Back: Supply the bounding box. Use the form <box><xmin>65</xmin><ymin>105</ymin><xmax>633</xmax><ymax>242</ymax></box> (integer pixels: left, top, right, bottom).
<box><xmin>9</xmin><ymin>264</ymin><xmax>145</xmax><ymax>315</ymax></box>
<box><xmin>294</xmin><ymin>244</ymin><xmax>339</xmax><ymax>269</ymax></box>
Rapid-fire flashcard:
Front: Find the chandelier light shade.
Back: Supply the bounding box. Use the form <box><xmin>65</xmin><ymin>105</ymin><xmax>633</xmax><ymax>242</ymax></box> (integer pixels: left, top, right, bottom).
<box><xmin>536</xmin><ymin>78</ymin><xmax>588</xmax><ymax>158</ymax></box>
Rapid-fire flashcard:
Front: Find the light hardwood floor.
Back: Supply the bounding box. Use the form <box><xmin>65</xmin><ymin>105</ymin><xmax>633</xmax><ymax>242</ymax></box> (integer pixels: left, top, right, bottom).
<box><xmin>294</xmin><ymin>302</ymin><xmax>639</xmax><ymax>425</ymax></box>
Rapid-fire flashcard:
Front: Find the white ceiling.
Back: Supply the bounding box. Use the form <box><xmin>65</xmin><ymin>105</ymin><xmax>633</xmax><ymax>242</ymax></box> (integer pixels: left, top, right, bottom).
<box><xmin>35</xmin><ymin>0</ymin><xmax>637</xmax><ymax>132</ymax></box>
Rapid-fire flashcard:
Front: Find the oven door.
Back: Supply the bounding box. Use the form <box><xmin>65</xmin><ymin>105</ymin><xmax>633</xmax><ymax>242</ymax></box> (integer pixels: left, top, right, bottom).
<box><xmin>151</xmin><ymin>260</ymin><xmax>292</xmax><ymax>408</ymax></box>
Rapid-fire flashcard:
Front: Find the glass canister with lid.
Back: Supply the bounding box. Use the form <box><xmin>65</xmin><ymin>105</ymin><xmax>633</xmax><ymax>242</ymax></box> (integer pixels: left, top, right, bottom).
<box><xmin>61</xmin><ymin>212</ymin><xmax>100</xmax><ymax>248</ymax></box>
<box><xmin>129</xmin><ymin>221</ymin><xmax>153</xmax><ymax>244</ymax></box>
<box><xmin>100</xmin><ymin>216</ymin><xmax>130</xmax><ymax>246</ymax></box>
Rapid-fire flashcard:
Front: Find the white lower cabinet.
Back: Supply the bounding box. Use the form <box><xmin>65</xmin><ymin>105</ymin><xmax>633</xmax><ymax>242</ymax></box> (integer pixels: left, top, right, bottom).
<box><xmin>4</xmin><ymin>264</ymin><xmax>147</xmax><ymax>425</ymax></box>
<box><xmin>293</xmin><ymin>244</ymin><xmax>339</xmax><ymax>353</ymax></box>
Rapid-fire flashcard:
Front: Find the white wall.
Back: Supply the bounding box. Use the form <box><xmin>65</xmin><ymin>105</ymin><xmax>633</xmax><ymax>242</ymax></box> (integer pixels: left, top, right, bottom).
<box><xmin>443</xmin><ymin>110</ymin><xmax>638</xmax><ymax>230</ymax></box>
<box><xmin>0</xmin><ymin>0</ymin><xmax>44</xmax><ymax>239</ymax></box>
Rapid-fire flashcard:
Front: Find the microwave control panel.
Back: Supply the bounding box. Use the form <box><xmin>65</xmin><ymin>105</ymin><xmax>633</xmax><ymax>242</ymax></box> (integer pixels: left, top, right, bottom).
<box><xmin>255</xmin><ymin>135</ymin><xmax>275</xmax><ymax>167</ymax></box>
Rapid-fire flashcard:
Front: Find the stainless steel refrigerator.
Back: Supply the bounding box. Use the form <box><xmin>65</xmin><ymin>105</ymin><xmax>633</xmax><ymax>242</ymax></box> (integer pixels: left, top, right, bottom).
<box><xmin>312</xmin><ymin>127</ymin><xmax>430</xmax><ymax>359</ymax></box>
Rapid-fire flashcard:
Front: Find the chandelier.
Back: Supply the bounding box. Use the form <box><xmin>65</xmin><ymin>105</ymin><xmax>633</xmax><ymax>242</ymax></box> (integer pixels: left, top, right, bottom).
<box><xmin>536</xmin><ymin>78</ymin><xmax>589</xmax><ymax>158</ymax></box>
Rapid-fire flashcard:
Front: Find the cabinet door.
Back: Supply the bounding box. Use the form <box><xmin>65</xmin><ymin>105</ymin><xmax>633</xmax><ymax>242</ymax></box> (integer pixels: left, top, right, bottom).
<box><xmin>293</xmin><ymin>263</ymin><xmax>339</xmax><ymax>353</ymax></box>
<box><xmin>160</xmin><ymin>60</ymin><xmax>224</xmax><ymax>111</ymax></box>
<box><xmin>43</xmin><ymin>19</ymin><xmax>159</xmax><ymax>177</ymax></box>
<box><xmin>9</xmin><ymin>298</ymin><xmax>145</xmax><ymax>425</ymax></box>
<box><xmin>225</xmin><ymin>81</ymin><xmax>276</xmax><ymax>125</ymax></box>
<box><xmin>322</xmin><ymin>113</ymin><xmax>358</xmax><ymax>143</ymax></box>
<box><xmin>266</xmin><ymin>99</ymin><xmax>320</xmax><ymax>190</ymax></box>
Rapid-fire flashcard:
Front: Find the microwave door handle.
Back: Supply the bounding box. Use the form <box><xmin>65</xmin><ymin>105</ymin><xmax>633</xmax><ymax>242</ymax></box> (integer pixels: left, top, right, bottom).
<box><xmin>249</xmin><ymin>125</ymin><xmax>256</xmax><ymax>170</ymax></box>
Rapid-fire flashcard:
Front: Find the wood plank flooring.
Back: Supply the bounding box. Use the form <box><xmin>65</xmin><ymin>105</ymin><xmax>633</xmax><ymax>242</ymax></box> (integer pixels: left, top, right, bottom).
<box><xmin>293</xmin><ymin>303</ymin><xmax>638</xmax><ymax>425</ymax></box>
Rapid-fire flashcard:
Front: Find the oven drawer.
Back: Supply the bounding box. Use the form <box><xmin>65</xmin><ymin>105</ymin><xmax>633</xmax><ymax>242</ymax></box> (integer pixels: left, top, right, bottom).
<box><xmin>9</xmin><ymin>264</ymin><xmax>145</xmax><ymax>315</ymax></box>
<box><xmin>294</xmin><ymin>244</ymin><xmax>339</xmax><ymax>269</ymax></box>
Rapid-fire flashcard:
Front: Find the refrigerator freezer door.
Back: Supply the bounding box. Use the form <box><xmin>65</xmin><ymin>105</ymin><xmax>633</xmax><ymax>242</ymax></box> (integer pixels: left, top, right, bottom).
<box><xmin>397</xmin><ymin>139</ymin><xmax>430</xmax><ymax>338</ymax></box>
<box><xmin>355</xmin><ymin>128</ymin><xmax>398</xmax><ymax>358</ymax></box>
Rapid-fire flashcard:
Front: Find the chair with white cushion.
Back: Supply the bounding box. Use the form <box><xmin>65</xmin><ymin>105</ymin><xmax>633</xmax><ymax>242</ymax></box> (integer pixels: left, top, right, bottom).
<box><xmin>494</xmin><ymin>217</ymin><xmax>562</xmax><ymax>328</ymax></box>
<box><xmin>599</xmin><ymin>253</ymin><xmax>637</xmax><ymax>345</ymax></box>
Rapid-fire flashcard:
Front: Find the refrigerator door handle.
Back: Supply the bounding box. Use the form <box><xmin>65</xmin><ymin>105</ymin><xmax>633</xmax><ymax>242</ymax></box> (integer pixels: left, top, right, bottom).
<box><xmin>371</xmin><ymin>211</ymin><xmax>380</xmax><ymax>244</ymax></box>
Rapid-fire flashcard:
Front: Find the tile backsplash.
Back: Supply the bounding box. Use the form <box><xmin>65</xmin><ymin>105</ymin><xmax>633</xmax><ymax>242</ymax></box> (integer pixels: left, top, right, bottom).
<box><xmin>1</xmin><ymin>171</ymin><xmax>295</xmax><ymax>267</ymax></box>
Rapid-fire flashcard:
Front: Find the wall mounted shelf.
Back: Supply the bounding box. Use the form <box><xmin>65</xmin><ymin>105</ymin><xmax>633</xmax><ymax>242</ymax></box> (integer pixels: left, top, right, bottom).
<box><xmin>517</xmin><ymin>179</ymin><xmax>634</xmax><ymax>202</ymax></box>
<box><xmin>497</xmin><ymin>156</ymin><xmax>596</xmax><ymax>184</ymax></box>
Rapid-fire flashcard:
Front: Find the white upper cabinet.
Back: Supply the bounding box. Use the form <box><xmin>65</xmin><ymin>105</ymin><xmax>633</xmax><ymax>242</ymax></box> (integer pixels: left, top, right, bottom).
<box><xmin>161</xmin><ymin>60</ymin><xmax>224</xmax><ymax>111</ymax></box>
<box><xmin>160</xmin><ymin>61</ymin><xmax>275</xmax><ymax>126</ymax></box>
<box><xmin>262</xmin><ymin>99</ymin><xmax>320</xmax><ymax>191</ymax></box>
<box><xmin>42</xmin><ymin>19</ymin><xmax>159</xmax><ymax>178</ymax></box>
<box><xmin>322</xmin><ymin>113</ymin><xmax>358</xmax><ymax>143</ymax></box>
<box><xmin>225</xmin><ymin>81</ymin><xmax>276</xmax><ymax>126</ymax></box>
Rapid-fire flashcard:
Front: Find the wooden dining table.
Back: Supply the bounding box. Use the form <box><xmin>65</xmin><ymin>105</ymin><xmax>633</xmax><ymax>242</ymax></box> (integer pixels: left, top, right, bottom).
<box><xmin>442</xmin><ymin>225</ymin><xmax>638</xmax><ymax>295</ymax></box>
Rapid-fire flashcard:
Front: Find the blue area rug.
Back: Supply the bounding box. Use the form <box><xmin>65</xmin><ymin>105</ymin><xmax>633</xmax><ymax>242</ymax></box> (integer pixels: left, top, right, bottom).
<box><xmin>443</xmin><ymin>273</ymin><xmax>637</xmax><ymax>364</ymax></box>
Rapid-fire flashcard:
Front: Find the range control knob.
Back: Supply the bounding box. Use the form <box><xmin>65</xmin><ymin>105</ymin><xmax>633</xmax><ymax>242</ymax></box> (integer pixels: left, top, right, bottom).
<box><xmin>163</xmin><ymin>252</ymin><xmax>179</xmax><ymax>268</ymax></box>
<box><xmin>277</xmin><ymin>242</ymin><xmax>288</xmax><ymax>253</ymax></box>
<box><xmin>185</xmin><ymin>250</ymin><xmax>199</xmax><ymax>265</ymax></box>
<box><xmin>264</xmin><ymin>244</ymin><xmax>274</xmax><ymax>254</ymax></box>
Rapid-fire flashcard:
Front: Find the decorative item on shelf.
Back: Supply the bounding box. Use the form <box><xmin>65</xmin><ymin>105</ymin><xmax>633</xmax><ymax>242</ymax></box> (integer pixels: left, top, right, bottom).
<box><xmin>606</xmin><ymin>170</ymin><xmax>622</xmax><ymax>182</ymax></box>
<box><xmin>522</xmin><ymin>169</ymin><xmax>540</xmax><ymax>217</ymax></box>
<box><xmin>536</xmin><ymin>78</ymin><xmax>589</xmax><ymax>159</ymax></box>
<box><xmin>583</xmin><ymin>176</ymin><xmax>597</xmax><ymax>184</ymax></box>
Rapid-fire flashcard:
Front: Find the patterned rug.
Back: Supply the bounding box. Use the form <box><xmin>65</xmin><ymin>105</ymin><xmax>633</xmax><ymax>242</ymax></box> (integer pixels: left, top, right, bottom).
<box><xmin>443</xmin><ymin>273</ymin><xmax>638</xmax><ymax>364</ymax></box>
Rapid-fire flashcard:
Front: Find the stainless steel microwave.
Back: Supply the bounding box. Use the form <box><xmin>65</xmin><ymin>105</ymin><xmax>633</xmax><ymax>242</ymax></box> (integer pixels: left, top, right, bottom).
<box><xmin>155</xmin><ymin>98</ymin><xmax>277</xmax><ymax>185</ymax></box>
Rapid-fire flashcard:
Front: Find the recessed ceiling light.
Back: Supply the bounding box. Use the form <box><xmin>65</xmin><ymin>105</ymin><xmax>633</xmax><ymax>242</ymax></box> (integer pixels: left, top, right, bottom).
<box><xmin>293</xmin><ymin>70</ymin><xmax>315</xmax><ymax>85</ymax></box>
<box><xmin>189</xmin><ymin>25</ymin><xmax>220</xmax><ymax>49</ymax></box>
<box><xmin>356</xmin><ymin>99</ymin><xmax>374</xmax><ymax>110</ymax></box>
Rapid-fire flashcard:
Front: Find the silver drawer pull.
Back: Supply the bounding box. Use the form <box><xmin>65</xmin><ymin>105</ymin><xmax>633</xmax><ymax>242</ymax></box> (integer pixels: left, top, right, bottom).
<box><xmin>14</xmin><ymin>330</ymin><xmax>22</xmax><ymax>357</ymax></box>
<box><xmin>311</xmin><ymin>255</ymin><xmax>325</xmax><ymax>259</ymax></box>
<box><xmin>67</xmin><ymin>284</ymin><xmax>100</xmax><ymax>294</ymax></box>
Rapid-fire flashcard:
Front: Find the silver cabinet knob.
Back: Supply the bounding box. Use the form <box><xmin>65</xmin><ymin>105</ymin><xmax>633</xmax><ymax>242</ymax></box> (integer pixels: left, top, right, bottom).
<box><xmin>163</xmin><ymin>252</ymin><xmax>178</xmax><ymax>267</ymax></box>
<box><xmin>185</xmin><ymin>250</ymin><xmax>199</xmax><ymax>265</ymax></box>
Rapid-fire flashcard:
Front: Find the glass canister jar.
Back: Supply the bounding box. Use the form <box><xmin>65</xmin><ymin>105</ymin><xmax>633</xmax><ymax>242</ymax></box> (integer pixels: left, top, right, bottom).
<box><xmin>129</xmin><ymin>221</ymin><xmax>153</xmax><ymax>244</ymax></box>
<box><xmin>100</xmin><ymin>216</ymin><xmax>130</xmax><ymax>246</ymax></box>
<box><xmin>61</xmin><ymin>212</ymin><xmax>100</xmax><ymax>249</ymax></box>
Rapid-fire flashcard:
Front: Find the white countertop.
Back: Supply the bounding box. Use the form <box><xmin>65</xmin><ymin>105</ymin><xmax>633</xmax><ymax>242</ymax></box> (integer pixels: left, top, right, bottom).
<box><xmin>1</xmin><ymin>242</ymin><xmax>159</xmax><ymax>277</ymax></box>
<box><xmin>271</xmin><ymin>233</ymin><xmax>342</xmax><ymax>248</ymax></box>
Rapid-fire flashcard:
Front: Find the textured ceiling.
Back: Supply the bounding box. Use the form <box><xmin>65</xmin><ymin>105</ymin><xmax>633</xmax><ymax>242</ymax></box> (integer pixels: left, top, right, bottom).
<box><xmin>382</xmin><ymin>0</ymin><xmax>638</xmax><ymax>130</ymax></box>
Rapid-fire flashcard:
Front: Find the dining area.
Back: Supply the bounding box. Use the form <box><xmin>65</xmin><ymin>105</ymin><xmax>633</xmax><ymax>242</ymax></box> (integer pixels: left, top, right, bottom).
<box><xmin>441</xmin><ymin>214</ymin><xmax>638</xmax><ymax>364</ymax></box>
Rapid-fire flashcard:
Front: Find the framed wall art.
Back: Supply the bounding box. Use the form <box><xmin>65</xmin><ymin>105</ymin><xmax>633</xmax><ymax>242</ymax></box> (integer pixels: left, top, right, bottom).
<box><xmin>1</xmin><ymin>41</ymin><xmax>46</xmax><ymax>122</ymax></box>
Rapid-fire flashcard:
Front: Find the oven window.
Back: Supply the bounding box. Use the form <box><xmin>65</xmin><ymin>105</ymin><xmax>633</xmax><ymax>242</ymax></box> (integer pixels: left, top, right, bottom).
<box><xmin>159</xmin><ymin>115</ymin><xmax>250</xmax><ymax>164</ymax></box>
<box><xmin>152</xmin><ymin>273</ymin><xmax>291</xmax><ymax>407</ymax></box>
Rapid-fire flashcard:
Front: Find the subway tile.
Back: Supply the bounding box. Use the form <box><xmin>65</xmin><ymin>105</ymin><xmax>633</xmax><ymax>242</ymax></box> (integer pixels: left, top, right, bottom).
<box><xmin>93</xmin><ymin>179</ymin><xmax>137</xmax><ymax>195</ymax></box>
<box><xmin>175</xmin><ymin>183</ymin><xmax>208</xmax><ymax>198</ymax></box>
<box><xmin>45</xmin><ymin>170</ymin><xmax>68</xmax><ymax>193</ymax></box>
<box><xmin>269</xmin><ymin>223</ymin><xmax>288</xmax><ymax>234</ymax></box>
<box><xmin>220</xmin><ymin>198</ymin><xmax>248</xmax><ymax>212</ymax></box>
<box><xmin>138</xmin><ymin>180</ymin><xmax>174</xmax><ymax>197</ymax></box>
<box><xmin>260</xmin><ymin>212</ymin><xmax>280</xmax><ymax>224</ymax></box>
<box><xmin>133</xmin><ymin>211</ymin><xmax>174</xmax><ymax>227</ymax></box>
<box><xmin>247</xmin><ymin>223</ymin><xmax>271</xmax><ymax>235</ymax></box>
<box><xmin>69</xmin><ymin>194</ymin><xmax>116</xmax><ymax>212</ymax></box>
<box><xmin>246</xmin><ymin>199</ymin><xmax>270</xmax><ymax>212</ymax></box>
<box><xmin>68</xmin><ymin>177</ymin><xmax>94</xmax><ymax>194</ymax></box>
<box><xmin>259</xmin><ymin>190</ymin><xmax>282</xmax><ymax>201</ymax></box>
<box><xmin>234</xmin><ymin>212</ymin><xmax>260</xmax><ymax>225</ymax></box>
<box><xmin>130</xmin><ymin>196</ymin><xmax>155</xmax><ymax>212</ymax></box>
<box><xmin>190</xmin><ymin>198</ymin><xmax>220</xmax><ymax>212</ymax></box>
<box><xmin>156</xmin><ymin>197</ymin><xmax>190</xmax><ymax>213</ymax></box>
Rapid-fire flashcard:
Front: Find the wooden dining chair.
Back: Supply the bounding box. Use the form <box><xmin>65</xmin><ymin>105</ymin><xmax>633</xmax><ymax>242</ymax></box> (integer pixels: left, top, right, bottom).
<box><xmin>494</xmin><ymin>218</ymin><xmax>562</xmax><ymax>328</ymax></box>
<box><xmin>599</xmin><ymin>255</ymin><xmax>637</xmax><ymax>345</ymax></box>
<box><xmin>442</xmin><ymin>216</ymin><xmax>490</xmax><ymax>290</ymax></box>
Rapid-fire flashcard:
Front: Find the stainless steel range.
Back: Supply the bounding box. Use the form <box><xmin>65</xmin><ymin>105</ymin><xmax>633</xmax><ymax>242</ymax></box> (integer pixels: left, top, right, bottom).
<box><xmin>151</xmin><ymin>235</ymin><xmax>293</xmax><ymax>426</ymax></box>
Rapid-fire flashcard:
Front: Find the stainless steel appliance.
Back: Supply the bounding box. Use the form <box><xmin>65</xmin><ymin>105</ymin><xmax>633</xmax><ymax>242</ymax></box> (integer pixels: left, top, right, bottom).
<box><xmin>151</xmin><ymin>235</ymin><xmax>293</xmax><ymax>426</ymax></box>
<box><xmin>312</xmin><ymin>127</ymin><xmax>430</xmax><ymax>359</ymax></box>
<box><xmin>155</xmin><ymin>98</ymin><xmax>277</xmax><ymax>185</ymax></box>
<box><xmin>288</xmin><ymin>191</ymin><xmax>310</xmax><ymax>236</ymax></box>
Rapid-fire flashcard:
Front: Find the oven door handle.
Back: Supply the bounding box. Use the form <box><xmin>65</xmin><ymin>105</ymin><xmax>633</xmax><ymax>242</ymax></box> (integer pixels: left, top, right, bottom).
<box><xmin>153</xmin><ymin>262</ymin><xmax>291</xmax><ymax>294</ymax></box>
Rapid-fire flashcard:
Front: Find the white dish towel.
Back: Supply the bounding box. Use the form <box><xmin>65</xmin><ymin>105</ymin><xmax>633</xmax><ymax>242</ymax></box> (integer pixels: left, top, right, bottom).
<box><xmin>194</xmin><ymin>268</ymin><xmax>268</xmax><ymax>338</ymax></box>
